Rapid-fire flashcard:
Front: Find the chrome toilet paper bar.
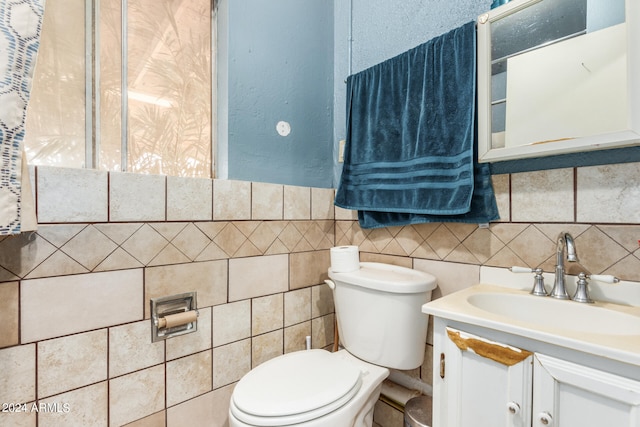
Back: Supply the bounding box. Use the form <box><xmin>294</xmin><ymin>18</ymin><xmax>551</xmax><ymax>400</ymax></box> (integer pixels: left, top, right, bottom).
<box><xmin>150</xmin><ymin>291</ymin><xmax>198</xmax><ymax>342</ymax></box>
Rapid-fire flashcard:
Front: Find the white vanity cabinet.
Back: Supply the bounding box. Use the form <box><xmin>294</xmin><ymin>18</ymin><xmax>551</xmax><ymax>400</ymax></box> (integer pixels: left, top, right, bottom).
<box><xmin>436</xmin><ymin>325</ymin><xmax>533</xmax><ymax>427</ymax></box>
<box><xmin>432</xmin><ymin>319</ymin><xmax>640</xmax><ymax>427</ymax></box>
<box><xmin>532</xmin><ymin>353</ymin><xmax>640</xmax><ymax>427</ymax></box>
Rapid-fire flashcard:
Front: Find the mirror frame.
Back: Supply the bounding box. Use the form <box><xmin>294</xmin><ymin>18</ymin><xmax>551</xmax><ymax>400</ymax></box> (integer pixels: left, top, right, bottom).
<box><xmin>477</xmin><ymin>0</ymin><xmax>640</xmax><ymax>163</ymax></box>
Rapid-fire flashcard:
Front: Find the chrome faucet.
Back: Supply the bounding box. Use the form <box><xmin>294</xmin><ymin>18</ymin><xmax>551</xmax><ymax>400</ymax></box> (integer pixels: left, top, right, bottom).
<box><xmin>549</xmin><ymin>232</ymin><xmax>578</xmax><ymax>299</ymax></box>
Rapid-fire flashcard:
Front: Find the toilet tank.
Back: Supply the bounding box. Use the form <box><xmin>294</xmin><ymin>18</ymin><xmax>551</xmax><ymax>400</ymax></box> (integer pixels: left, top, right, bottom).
<box><xmin>327</xmin><ymin>262</ymin><xmax>437</xmax><ymax>370</ymax></box>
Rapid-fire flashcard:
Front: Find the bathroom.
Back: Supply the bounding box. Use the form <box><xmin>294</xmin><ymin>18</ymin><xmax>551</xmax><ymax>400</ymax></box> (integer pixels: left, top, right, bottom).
<box><xmin>1</xmin><ymin>0</ymin><xmax>639</xmax><ymax>426</ymax></box>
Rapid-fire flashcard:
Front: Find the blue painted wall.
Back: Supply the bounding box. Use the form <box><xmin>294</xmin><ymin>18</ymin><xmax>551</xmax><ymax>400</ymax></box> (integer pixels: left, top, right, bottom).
<box><xmin>219</xmin><ymin>0</ymin><xmax>492</xmax><ymax>188</ymax></box>
<box><xmin>218</xmin><ymin>0</ymin><xmax>334</xmax><ymax>187</ymax></box>
<box><xmin>219</xmin><ymin>0</ymin><xmax>635</xmax><ymax>187</ymax></box>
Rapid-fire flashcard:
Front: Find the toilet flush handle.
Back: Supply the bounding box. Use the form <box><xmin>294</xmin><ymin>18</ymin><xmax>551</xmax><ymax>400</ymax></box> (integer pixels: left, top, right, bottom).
<box><xmin>324</xmin><ymin>279</ymin><xmax>335</xmax><ymax>290</ymax></box>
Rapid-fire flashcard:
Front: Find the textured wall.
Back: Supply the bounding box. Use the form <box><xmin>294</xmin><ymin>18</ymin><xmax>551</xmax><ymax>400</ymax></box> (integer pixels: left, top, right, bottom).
<box><xmin>349</xmin><ymin>0</ymin><xmax>490</xmax><ymax>74</ymax></box>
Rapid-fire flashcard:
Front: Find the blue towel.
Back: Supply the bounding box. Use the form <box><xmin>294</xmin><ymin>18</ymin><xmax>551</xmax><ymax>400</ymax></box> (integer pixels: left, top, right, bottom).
<box><xmin>335</xmin><ymin>21</ymin><xmax>499</xmax><ymax>228</ymax></box>
<box><xmin>358</xmin><ymin>159</ymin><xmax>498</xmax><ymax>228</ymax></box>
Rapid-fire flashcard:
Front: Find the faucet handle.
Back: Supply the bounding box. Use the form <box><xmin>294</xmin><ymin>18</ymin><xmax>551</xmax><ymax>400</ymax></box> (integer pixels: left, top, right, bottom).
<box><xmin>588</xmin><ymin>274</ymin><xmax>620</xmax><ymax>284</ymax></box>
<box><xmin>572</xmin><ymin>272</ymin><xmax>594</xmax><ymax>303</ymax></box>
<box><xmin>530</xmin><ymin>268</ymin><xmax>547</xmax><ymax>296</ymax></box>
<box><xmin>510</xmin><ymin>266</ymin><xmax>535</xmax><ymax>273</ymax></box>
<box><xmin>510</xmin><ymin>267</ymin><xmax>547</xmax><ymax>296</ymax></box>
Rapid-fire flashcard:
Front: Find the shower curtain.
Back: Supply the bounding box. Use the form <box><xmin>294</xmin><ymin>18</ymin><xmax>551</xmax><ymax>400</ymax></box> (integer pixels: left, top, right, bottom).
<box><xmin>0</xmin><ymin>0</ymin><xmax>44</xmax><ymax>235</ymax></box>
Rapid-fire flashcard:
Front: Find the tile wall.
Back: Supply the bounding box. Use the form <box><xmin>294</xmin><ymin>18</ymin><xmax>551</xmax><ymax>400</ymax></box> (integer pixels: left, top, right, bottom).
<box><xmin>339</xmin><ymin>162</ymin><xmax>640</xmax><ymax>425</ymax></box>
<box><xmin>0</xmin><ymin>166</ymin><xmax>337</xmax><ymax>427</ymax></box>
<box><xmin>337</xmin><ymin>163</ymin><xmax>640</xmax><ymax>285</ymax></box>
<box><xmin>1</xmin><ymin>161</ymin><xmax>640</xmax><ymax>427</ymax></box>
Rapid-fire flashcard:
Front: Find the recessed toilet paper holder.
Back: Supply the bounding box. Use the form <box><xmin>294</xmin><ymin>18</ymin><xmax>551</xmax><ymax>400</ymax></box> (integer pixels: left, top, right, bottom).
<box><xmin>150</xmin><ymin>291</ymin><xmax>198</xmax><ymax>342</ymax></box>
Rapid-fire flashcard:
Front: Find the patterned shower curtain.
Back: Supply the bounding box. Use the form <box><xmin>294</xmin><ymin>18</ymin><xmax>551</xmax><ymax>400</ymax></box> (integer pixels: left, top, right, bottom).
<box><xmin>0</xmin><ymin>0</ymin><xmax>43</xmax><ymax>235</ymax></box>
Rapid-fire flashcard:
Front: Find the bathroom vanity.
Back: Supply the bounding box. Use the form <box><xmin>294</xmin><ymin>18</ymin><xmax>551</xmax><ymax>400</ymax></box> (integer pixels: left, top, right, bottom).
<box><xmin>422</xmin><ymin>279</ymin><xmax>640</xmax><ymax>427</ymax></box>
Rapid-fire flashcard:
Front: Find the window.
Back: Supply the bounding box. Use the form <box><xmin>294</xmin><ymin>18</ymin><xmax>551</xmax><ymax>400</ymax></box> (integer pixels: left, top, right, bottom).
<box><xmin>25</xmin><ymin>0</ymin><xmax>214</xmax><ymax>178</ymax></box>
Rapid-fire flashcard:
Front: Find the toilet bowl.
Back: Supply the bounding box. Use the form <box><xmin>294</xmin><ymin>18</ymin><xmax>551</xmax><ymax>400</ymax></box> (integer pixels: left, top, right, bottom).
<box><xmin>229</xmin><ymin>349</ymin><xmax>388</xmax><ymax>427</ymax></box>
<box><xmin>228</xmin><ymin>260</ymin><xmax>437</xmax><ymax>427</ymax></box>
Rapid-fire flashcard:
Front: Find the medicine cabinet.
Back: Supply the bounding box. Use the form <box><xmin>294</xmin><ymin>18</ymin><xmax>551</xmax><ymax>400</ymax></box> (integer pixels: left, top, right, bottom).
<box><xmin>477</xmin><ymin>0</ymin><xmax>640</xmax><ymax>163</ymax></box>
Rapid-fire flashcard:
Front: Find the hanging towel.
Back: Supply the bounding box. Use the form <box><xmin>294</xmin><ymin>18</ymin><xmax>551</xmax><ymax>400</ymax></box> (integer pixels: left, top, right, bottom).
<box><xmin>335</xmin><ymin>21</ymin><xmax>499</xmax><ymax>228</ymax></box>
<box><xmin>358</xmin><ymin>156</ymin><xmax>498</xmax><ymax>228</ymax></box>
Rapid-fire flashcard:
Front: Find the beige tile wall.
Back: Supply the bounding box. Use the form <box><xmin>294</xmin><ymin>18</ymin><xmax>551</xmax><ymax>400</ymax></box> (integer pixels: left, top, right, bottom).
<box><xmin>337</xmin><ymin>163</ymin><xmax>640</xmax><ymax>427</ymax></box>
<box><xmin>0</xmin><ymin>167</ymin><xmax>336</xmax><ymax>427</ymax></box>
<box><xmin>1</xmin><ymin>161</ymin><xmax>639</xmax><ymax>427</ymax></box>
<box><xmin>337</xmin><ymin>165</ymin><xmax>640</xmax><ymax>282</ymax></box>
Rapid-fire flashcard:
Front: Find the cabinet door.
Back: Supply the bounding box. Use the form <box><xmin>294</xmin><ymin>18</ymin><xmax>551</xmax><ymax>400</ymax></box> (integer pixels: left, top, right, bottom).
<box><xmin>436</xmin><ymin>327</ymin><xmax>533</xmax><ymax>427</ymax></box>
<box><xmin>533</xmin><ymin>353</ymin><xmax>640</xmax><ymax>427</ymax></box>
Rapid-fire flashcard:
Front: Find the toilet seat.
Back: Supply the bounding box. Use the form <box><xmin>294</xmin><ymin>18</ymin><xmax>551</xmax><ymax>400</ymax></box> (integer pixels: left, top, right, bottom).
<box><xmin>230</xmin><ymin>350</ymin><xmax>363</xmax><ymax>426</ymax></box>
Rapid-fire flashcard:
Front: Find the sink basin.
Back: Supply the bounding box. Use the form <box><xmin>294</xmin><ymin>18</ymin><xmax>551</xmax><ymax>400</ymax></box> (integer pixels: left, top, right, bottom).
<box><xmin>422</xmin><ymin>283</ymin><xmax>640</xmax><ymax>366</ymax></box>
<box><xmin>467</xmin><ymin>292</ymin><xmax>640</xmax><ymax>336</ymax></box>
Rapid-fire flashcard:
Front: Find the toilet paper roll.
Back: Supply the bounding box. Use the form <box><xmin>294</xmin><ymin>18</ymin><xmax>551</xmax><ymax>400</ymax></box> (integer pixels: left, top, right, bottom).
<box><xmin>157</xmin><ymin>310</ymin><xmax>198</xmax><ymax>329</ymax></box>
<box><xmin>330</xmin><ymin>245</ymin><xmax>360</xmax><ymax>273</ymax></box>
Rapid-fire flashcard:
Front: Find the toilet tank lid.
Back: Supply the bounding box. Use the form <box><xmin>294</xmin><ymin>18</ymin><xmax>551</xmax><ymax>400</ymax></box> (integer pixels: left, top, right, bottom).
<box><xmin>329</xmin><ymin>262</ymin><xmax>437</xmax><ymax>293</ymax></box>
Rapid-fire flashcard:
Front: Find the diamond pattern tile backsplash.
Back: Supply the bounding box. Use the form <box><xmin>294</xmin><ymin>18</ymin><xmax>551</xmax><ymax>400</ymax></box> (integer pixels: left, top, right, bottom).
<box><xmin>1</xmin><ymin>163</ymin><xmax>640</xmax><ymax>284</ymax></box>
<box><xmin>2</xmin><ymin>219</ymin><xmax>638</xmax><ymax>282</ymax></box>
<box><xmin>336</xmin><ymin>221</ymin><xmax>640</xmax><ymax>282</ymax></box>
<box><xmin>0</xmin><ymin>220</ymin><xmax>335</xmax><ymax>281</ymax></box>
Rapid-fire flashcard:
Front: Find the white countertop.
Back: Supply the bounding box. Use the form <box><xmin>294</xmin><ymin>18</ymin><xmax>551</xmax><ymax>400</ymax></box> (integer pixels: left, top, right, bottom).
<box><xmin>422</xmin><ymin>283</ymin><xmax>640</xmax><ymax>367</ymax></box>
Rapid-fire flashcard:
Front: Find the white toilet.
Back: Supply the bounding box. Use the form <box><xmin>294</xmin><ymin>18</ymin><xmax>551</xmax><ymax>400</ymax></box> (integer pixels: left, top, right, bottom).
<box><xmin>228</xmin><ymin>262</ymin><xmax>437</xmax><ymax>427</ymax></box>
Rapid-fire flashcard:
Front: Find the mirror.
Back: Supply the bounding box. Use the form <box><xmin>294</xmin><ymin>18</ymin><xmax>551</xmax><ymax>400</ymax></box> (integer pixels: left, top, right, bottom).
<box><xmin>477</xmin><ymin>0</ymin><xmax>640</xmax><ymax>163</ymax></box>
